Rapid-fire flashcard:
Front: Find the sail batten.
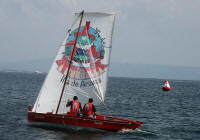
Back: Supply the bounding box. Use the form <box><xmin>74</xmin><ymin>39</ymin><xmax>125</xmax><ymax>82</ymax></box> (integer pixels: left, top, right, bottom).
<box><xmin>33</xmin><ymin>12</ymin><xmax>115</xmax><ymax>114</ymax></box>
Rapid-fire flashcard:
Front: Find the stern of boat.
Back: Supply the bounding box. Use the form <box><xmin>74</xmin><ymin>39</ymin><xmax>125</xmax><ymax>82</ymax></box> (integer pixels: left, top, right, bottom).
<box><xmin>27</xmin><ymin>104</ymin><xmax>32</xmax><ymax>121</ymax></box>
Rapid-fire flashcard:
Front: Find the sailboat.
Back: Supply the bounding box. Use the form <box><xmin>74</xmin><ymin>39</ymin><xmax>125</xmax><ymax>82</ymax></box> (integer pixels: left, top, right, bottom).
<box><xmin>28</xmin><ymin>11</ymin><xmax>143</xmax><ymax>132</ymax></box>
<box><xmin>162</xmin><ymin>80</ymin><xmax>171</xmax><ymax>91</ymax></box>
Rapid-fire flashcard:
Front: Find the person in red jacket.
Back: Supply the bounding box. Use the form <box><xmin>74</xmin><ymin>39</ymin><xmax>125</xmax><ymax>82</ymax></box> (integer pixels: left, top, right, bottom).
<box><xmin>66</xmin><ymin>96</ymin><xmax>82</xmax><ymax>116</ymax></box>
<box><xmin>83</xmin><ymin>98</ymin><xmax>97</xmax><ymax>117</ymax></box>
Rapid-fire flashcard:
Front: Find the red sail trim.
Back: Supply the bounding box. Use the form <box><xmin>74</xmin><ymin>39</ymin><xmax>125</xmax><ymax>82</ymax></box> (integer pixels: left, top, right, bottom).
<box><xmin>56</xmin><ymin>54</ymin><xmax>107</xmax><ymax>77</ymax></box>
<box><xmin>96</xmin><ymin>60</ymin><xmax>107</xmax><ymax>70</ymax></box>
<box><xmin>61</xmin><ymin>62</ymin><xmax>69</xmax><ymax>74</ymax></box>
<box><xmin>74</xmin><ymin>21</ymin><xmax>95</xmax><ymax>40</ymax></box>
<box><xmin>56</xmin><ymin>55</ymin><xmax>67</xmax><ymax>67</ymax></box>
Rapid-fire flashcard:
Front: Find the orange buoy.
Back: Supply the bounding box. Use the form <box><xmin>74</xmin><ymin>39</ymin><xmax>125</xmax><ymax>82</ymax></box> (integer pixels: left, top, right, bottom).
<box><xmin>162</xmin><ymin>80</ymin><xmax>171</xmax><ymax>91</ymax></box>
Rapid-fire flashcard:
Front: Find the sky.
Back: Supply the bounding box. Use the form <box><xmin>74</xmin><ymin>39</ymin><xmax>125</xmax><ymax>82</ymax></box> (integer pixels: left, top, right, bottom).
<box><xmin>0</xmin><ymin>0</ymin><xmax>200</xmax><ymax>67</ymax></box>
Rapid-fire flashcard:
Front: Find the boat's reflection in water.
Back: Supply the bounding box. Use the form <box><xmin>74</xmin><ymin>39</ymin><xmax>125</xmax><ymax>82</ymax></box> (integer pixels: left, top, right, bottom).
<box><xmin>28</xmin><ymin>122</ymin><xmax>111</xmax><ymax>140</ymax></box>
<box><xmin>28</xmin><ymin>122</ymin><xmax>156</xmax><ymax>140</ymax></box>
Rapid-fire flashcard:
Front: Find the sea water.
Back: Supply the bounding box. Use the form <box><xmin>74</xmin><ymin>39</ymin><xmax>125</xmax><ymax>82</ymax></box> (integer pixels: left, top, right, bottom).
<box><xmin>0</xmin><ymin>72</ymin><xmax>200</xmax><ymax>140</ymax></box>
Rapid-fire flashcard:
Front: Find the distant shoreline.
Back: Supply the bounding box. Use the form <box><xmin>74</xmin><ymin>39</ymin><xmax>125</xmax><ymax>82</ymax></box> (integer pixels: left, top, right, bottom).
<box><xmin>0</xmin><ymin>71</ymin><xmax>199</xmax><ymax>81</ymax></box>
<box><xmin>1</xmin><ymin>59</ymin><xmax>200</xmax><ymax>80</ymax></box>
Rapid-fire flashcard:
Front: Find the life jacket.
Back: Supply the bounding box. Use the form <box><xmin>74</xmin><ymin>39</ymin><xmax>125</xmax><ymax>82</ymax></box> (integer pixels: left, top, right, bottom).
<box><xmin>70</xmin><ymin>100</ymin><xmax>80</xmax><ymax>115</ymax></box>
<box><xmin>83</xmin><ymin>102</ymin><xmax>93</xmax><ymax>116</ymax></box>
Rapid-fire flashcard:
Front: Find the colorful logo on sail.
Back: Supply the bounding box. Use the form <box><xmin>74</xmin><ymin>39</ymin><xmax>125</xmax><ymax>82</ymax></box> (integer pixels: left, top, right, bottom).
<box><xmin>56</xmin><ymin>21</ymin><xmax>107</xmax><ymax>79</ymax></box>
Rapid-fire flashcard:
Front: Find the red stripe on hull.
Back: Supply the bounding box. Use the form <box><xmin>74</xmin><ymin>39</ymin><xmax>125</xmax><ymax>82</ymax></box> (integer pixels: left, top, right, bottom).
<box><xmin>28</xmin><ymin>112</ymin><xmax>142</xmax><ymax>132</ymax></box>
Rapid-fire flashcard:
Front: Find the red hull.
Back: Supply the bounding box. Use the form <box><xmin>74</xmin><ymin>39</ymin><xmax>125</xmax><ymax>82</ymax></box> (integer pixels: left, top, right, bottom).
<box><xmin>28</xmin><ymin>112</ymin><xmax>142</xmax><ymax>132</ymax></box>
<box><xmin>162</xmin><ymin>87</ymin><xmax>171</xmax><ymax>91</ymax></box>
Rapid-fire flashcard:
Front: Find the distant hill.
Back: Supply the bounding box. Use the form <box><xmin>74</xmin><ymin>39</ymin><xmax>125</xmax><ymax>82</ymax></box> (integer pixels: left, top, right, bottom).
<box><xmin>1</xmin><ymin>59</ymin><xmax>200</xmax><ymax>80</ymax></box>
<box><xmin>0</xmin><ymin>58</ymin><xmax>52</xmax><ymax>73</ymax></box>
<box><xmin>110</xmin><ymin>62</ymin><xmax>200</xmax><ymax>80</ymax></box>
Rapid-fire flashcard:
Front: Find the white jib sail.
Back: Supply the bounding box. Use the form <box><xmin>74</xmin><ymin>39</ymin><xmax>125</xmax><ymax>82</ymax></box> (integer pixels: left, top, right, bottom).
<box><xmin>32</xmin><ymin>12</ymin><xmax>115</xmax><ymax>114</ymax></box>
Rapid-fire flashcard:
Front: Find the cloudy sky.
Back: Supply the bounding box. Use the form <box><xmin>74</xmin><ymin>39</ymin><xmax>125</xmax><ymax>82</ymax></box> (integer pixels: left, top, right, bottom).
<box><xmin>1</xmin><ymin>0</ymin><xmax>200</xmax><ymax>67</ymax></box>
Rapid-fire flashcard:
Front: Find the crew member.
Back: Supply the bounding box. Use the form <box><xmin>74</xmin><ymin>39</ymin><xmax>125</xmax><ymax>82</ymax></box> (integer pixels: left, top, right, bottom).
<box><xmin>83</xmin><ymin>98</ymin><xmax>97</xmax><ymax>117</ymax></box>
<box><xmin>66</xmin><ymin>96</ymin><xmax>82</xmax><ymax>116</ymax></box>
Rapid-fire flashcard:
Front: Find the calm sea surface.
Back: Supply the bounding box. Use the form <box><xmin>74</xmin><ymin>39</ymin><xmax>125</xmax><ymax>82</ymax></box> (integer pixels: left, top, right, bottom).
<box><xmin>0</xmin><ymin>72</ymin><xmax>200</xmax><ymax>140</ymax></box>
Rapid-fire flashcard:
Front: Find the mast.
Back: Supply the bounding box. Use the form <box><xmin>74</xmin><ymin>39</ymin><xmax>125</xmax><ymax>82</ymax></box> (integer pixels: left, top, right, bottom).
<box><xmin>56</xmin><ymin>10</ymin><xmax>84</xmax><ymax>114</ymax></box>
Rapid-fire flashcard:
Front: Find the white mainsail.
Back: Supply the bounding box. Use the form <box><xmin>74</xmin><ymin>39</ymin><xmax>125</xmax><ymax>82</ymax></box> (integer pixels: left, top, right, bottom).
<box><xmin>32</xmin><ymin>11</ymin><xmax>115</xmax><ymax>114</ymax></box>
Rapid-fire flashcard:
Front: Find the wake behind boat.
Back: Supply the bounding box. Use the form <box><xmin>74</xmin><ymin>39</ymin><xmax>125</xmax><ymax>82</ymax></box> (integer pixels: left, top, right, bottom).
<box><xmin>27</xmin><ymin>11</ymin><xmax>142</xmax><ymax>132</ymax></box>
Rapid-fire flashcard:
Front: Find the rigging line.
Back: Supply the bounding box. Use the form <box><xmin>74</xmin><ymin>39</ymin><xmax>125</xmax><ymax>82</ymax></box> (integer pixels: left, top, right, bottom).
<box><xmin>60</xmin><ymin>88</ymin><xmax>66</xmax><ymax>114</ymax></box>
<box><xmin>56</xmin><ymin>10</ymin><xmax>85</xmax><ymax>114</ymax></box>
<box><xmin>63</xmin><ymin>90</ymin><xmax>68</xmax><ymax>114</ymax></box>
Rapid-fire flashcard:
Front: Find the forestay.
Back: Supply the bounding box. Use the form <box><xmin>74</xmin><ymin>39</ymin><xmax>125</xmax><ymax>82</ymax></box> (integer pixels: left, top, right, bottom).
<box><xmin>32</xmin><ymin>12</ymin><xmax>115</xmax><ymax>114</ymax></box>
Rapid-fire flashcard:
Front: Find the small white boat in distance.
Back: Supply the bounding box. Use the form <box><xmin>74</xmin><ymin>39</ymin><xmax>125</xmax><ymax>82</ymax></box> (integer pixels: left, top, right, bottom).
<box><xmin>34</xmin><ymin>71</ymin><xmax>46</xmax><ymax>74</ymax></box>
